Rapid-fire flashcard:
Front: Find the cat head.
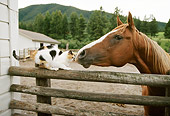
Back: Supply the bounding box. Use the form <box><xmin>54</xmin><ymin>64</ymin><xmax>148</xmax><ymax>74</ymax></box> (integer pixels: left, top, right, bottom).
<box><xmin>67</xmin><ymin>50</ymin><xmax>76</xmax><ymax>61</ymax></box>
<box><xmin>57</xmin><ymin>50</ymin><xmax>76</xmax><ymax>62</ymax></box>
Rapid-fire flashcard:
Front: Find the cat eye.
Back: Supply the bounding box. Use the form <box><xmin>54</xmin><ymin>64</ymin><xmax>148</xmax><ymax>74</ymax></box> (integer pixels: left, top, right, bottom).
<box><xmin>114</xmin><ymin>35</ymin><xmax>123</xmax><ymax>40</ymax></box>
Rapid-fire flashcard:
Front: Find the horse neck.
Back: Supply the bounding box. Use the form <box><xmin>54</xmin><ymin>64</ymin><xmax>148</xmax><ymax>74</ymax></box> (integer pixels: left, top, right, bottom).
<box><xmin>132</xmin><ymin>32</ymin><xmax>170</xmax><ymax>74</ymax></box>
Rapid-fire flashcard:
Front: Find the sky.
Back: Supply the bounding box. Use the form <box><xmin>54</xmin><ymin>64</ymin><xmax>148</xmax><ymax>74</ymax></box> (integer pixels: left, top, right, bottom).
<box><xmin>18</xmin><ymin>0</ymin><xmax>170</xmax><ymax>23</ymax></box>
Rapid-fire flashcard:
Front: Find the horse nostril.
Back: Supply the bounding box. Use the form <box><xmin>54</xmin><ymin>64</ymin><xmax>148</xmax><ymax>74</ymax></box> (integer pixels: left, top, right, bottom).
<box><xmin>79</xmin><ymin>50</ymin><xmax>86</xmax><ymax>59</ymax></box>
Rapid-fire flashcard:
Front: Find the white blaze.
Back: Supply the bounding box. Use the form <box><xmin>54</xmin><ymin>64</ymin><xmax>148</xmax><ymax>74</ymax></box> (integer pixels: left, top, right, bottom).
<box><xmin>76</xmin><ymin>29</ymin><xmax>118</xmax><ymax>59</ymax></box>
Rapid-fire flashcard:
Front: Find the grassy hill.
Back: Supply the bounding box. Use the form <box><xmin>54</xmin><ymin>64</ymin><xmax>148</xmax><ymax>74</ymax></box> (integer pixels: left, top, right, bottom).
<box><xmin>19</xmin><ymin>4</ymin><xmax>94</xmax><ymax>22</ymax></box>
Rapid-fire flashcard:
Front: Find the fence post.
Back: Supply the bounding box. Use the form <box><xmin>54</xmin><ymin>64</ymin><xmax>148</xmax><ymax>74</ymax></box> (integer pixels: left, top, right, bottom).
<box><xmin>165</xmin><ymin>87</ymin><xmax>170</xmax><ymax>116</ymax></box>
<box><xmin>36</xmin><ymin>78</ymin><xmax>52</xmax><ymax>116</ymax></box>
<box><xmin>66</xmin><ymin>43</ymin><xmax>69</xmax><ymax>50</ymax></box>
<box><xmin>23</xmin><ymin>49</ymin><xmax>25</xmax><ymax>58</ymax></box>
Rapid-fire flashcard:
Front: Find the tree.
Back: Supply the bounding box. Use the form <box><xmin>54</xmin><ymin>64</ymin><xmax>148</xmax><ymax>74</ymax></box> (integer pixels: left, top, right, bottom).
<box><xmin>62</xmin><ymin>13</ymin><xmax>69</xmax><ymax>39</ymax></box>
<box><xmin>50</xmin><ymin>11</ymin><xmax>57</xmax><ymax>34</ymax></box>
<box><xmin>100</xmin><ymin>7</ymin><xmax>109</xmax><ymax>33</ymax></box>
<box><xmin>109</xmin><ymin>7</ymin><xmax>123</xmax><ymax>31</ymax></box>
<box><xmin>149</xmin><ymin>17</ymin><xmax>158</xmax><ymax>36</ymax></box>
<box><xmin>87</xmin><ymin>10</ymin><xmax>103</xmax><ymax>40</ymax></box>
<box><xmin>50</xmin><ymin>10</ymin><xmax>63</xmax><ymax>39</ymax></box>
<box><xmin>19</xmin><ymin>22</ymin><xmax>27</xmax><ymax>30</ymax></box>
<box><xmin>77</xmin><ymin>14</ymin><xmax>86</xmax><ymax>41</ymax></box>
<box><xmin>109</xmin><ymin>14</ymin><xmax>116</xmax><ymax>31</ymax></box>
<box><xmin>87</xmin><ymin>9</ymin><xmax>108</xmax><ymax>41</ymax></box>
<box><xmin>33</xmin><ymin>13</ymin><xmax>44</xmax><ymax>33</ymax></box>
<box><xmin>134</xmin><ymin>17</ymin><xmax>141</xmax><ymax>31</ymax></box>
<box><xmin>164</xmin><ymin>19</ymin><xmax>170</xmax><ymax>38</ymax></box>
<box><xmin>26</xmin><ymin>22</ymin><xmax>34</xmax><ymax>31</ymax></box>
<box><xmin>43</xmin><ymin>11</ymin><xmax>51</xmax><ymax>36</ymax></box>
<box><xmin>140</xmin><ymin>20</ymin><xmax>149</xmax><ymax>34</ymax></box>
<box><xmin>114</xmin><ymin>7</ymin><xmax>122</xmax><ymax>16</ymax></box>
<box><xmin>70</xmin><ymin>12</ymin><xmax>79</xmax><ymax>38</ymax></box>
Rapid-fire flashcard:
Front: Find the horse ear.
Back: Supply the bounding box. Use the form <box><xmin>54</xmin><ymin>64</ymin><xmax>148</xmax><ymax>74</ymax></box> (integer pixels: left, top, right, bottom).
<box><xmin>117</xmin><ymin>16</ymin><xmax>123</xmax><ymax>26</ymax></box>
<box><xmin>127</xmin><ymin>12</ymin><xmax>135</xmax><ymax>28</ymax></box>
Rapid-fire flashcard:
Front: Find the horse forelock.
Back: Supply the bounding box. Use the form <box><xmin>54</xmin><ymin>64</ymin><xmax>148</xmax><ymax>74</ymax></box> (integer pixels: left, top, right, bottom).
<box><xmin>114</xmin><ymin>24</ymin><xmax>128</xmax><ymax>31</ymax></box>
<box><xmin>135</xmin><ymin>31</ymin><xmax>170</xmax><ymax>74</ymax></box>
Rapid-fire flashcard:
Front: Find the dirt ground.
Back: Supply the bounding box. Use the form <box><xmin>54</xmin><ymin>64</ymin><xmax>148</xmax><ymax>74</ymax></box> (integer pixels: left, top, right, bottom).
<box><xmin>20</xmin><ymin>60</ymin><xmax>143</xmax><ymax>116</ymax></box>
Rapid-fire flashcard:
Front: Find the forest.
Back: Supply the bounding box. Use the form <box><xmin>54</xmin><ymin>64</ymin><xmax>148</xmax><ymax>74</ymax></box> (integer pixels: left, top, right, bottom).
<box><xmin>19</xmin><ymin>4</ymin><xmax>170</xmax><ymax>51</ymax></box>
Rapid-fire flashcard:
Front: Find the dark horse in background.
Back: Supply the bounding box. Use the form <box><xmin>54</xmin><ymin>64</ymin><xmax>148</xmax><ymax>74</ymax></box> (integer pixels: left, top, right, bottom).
<box><xmin>76</xmin><ymin>12</ymin><xmax>170</xmax><ymax>116</ymax></box>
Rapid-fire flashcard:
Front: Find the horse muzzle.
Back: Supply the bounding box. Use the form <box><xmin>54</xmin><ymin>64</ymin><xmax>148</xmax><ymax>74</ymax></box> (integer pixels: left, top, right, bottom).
<box><xmin>81</xmin><ymin>63</ymin><xmax>91</xmax><ymax>68</ymax></box>
<box><xmin>76</xmin><ymin>50</ymin><xmax>93</xmax><ymax>68</ymax></box>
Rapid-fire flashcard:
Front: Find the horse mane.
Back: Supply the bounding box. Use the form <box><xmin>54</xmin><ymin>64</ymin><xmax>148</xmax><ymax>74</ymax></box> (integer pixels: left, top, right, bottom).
<box><xmin>114</xmin><ymin>24</ymin><xmax>170</xmax><ymax>74</ymax></box>
<box><xmin>137</xmin><ymin>31</ymin><xmax>170</xmax><ymax>74</ymax></box>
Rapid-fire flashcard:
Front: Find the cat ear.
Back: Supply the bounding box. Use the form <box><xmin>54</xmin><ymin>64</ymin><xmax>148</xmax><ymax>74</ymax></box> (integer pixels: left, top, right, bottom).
<box><xmin>68</xmin><ymin>50</ymin><xmax>73</xmax><ymax>55</ymax></box>
<box><xmin>59</xmin><ymin>51</ymin><xmax>63</xmax><ymax>55</ymax></box>
<box><xmin>39</xmin><ymin>55</ymin><xmax>46</xmax><ymax>61</ymax></box>
<box><xmin>38</xmin><ymin>46</ymin><xmax>45</xmax><ymax>50</ymax></box>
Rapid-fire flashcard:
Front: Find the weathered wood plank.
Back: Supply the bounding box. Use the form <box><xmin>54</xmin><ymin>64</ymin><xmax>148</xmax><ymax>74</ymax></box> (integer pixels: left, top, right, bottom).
<box><xmin>10</xmin><ymin>84</ymin><xmax>170</xmax><ymax>107</ymax></box>
<box><xmin>165</xmin><ymin>71</ymin><xmax>170</xmax><ymax>116</ymax></box>
<box><xmin>8</xmin><ymin>66</ymin><xmax>170</xmax><ymax>87</ymax></box>
<box><xmin>36</xmin><ymin>78</ymin><xmax>51</xmax><ymax>116</ymax></box>
<box><xmin>12</xmin><ymin>113</ymin><xmax>32</xmax><ymax>116</ymax></box>
<box><xmin>10</xmin><ymin>99</ymin><xmax>138</xmax><ymax>116</ymax></box>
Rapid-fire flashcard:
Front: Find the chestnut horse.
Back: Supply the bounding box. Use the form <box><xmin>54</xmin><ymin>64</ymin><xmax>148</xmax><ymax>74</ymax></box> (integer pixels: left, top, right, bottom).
<box><xmin>76</xmin><ymin>12</ymin><xmax>170</xmax><ymax>116</ymax></box>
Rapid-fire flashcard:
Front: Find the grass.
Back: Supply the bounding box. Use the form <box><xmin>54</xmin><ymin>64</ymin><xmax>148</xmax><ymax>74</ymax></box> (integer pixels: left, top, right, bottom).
<box><xmin>151</xmin><ymin>32</ymin><xmax>170</xmax><ymax>52</ymax></box>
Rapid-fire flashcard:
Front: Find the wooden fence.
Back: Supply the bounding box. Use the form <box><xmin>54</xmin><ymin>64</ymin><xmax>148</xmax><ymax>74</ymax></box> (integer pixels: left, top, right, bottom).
<box><xmin>8</xmin><ymin>66</ymin><xmax>170</xmax><ymax>116</ymax></box>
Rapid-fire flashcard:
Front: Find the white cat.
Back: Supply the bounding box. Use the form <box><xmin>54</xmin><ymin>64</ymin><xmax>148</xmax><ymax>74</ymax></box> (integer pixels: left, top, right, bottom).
<box><xmin>35</xmin><ymin>49</ymin><xmax>75</xmax><ymax>71</ymax></box>
<box><xmin>13</xmin><ymin>45</ymin><xmax>75</xmax><ymax>71</ymax></box>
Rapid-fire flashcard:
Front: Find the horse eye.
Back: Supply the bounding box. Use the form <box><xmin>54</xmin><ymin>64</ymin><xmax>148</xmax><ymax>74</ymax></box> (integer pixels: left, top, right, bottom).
<box><xmin>114</xmin><ymin>35</ymin><xmax>123</xmax><ymax>40</ymax></box>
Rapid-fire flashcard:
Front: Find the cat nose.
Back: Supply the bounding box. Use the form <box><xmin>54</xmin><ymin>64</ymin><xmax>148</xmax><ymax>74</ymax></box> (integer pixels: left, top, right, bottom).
<box><xmin>78</xmin><ymin>50</ymin><xmax>86</xmax><ymax>59</ymax></box>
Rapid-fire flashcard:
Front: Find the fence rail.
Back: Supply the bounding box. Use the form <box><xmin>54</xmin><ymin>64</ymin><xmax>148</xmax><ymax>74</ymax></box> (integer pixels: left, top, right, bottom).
<box><xmin>10</xmin><ymin>99</ymin><xmax>132</xmax><ymax>116</ymax></box>
<box><xmin>10</xmin><ymin>84</ymin><xmax>170</xmax><ymax>107</ymax></box>
<box><xmin>8</xmin><ymin>66</ymin><xmax>170</xmax><ymax>87</ymax></box>
<box><xmin>8</xmin><ymin>66</ymin><xmax>170</xmax><ymax>116</ymax></box>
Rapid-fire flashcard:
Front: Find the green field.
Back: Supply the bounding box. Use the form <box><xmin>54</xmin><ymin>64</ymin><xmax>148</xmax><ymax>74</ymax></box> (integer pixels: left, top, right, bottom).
<box><xmin>151</xmin><ymin>32</ymin><xmax>170</xmax><ymax>52</ymax></box>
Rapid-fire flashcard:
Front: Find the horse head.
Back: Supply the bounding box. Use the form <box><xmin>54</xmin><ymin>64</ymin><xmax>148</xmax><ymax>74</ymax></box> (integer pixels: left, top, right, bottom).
<box><xmin>76</xmin><ymin>12</ymin><xmax>136</xmax><ymax>68</ymax></box>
